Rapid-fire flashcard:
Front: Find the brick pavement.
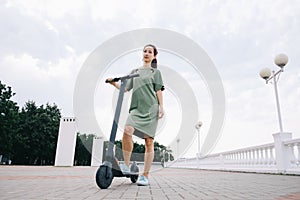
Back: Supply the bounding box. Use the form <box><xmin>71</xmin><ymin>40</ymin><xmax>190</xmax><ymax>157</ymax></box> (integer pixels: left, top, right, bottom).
<box><xmin>1</xmin><ymin>165</ymin><xmax>300</xmax><ymax>200</ymax></box>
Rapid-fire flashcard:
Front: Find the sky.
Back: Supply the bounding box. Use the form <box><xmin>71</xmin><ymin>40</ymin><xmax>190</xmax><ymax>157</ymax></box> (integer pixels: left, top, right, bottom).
<box><xmin>1</xmin><ymin>0</ymin><xmax>300</xmax><ymax>158</ymax></box>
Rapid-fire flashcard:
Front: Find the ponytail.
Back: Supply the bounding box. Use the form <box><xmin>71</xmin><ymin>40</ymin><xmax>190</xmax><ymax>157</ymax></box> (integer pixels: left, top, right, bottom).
<box><xmin>151</xmin><ymin>58</ymin><xmax>157</xmax><ymax>68</ymax></box>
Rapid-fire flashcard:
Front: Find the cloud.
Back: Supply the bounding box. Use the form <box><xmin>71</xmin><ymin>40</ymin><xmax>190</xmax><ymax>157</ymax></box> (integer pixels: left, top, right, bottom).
<box><xmin>0</xmin><ymin>3</ymin><xmax>66</xmax><ymax>61</ymax></box>
<box><xmin>0</xmin><ymin>51</ymin><xmax>88</xmax><ymax>115</ymax></box>
<box><xmin>1</xmin><ymin>0</ymin><xmax>300</xmax><ymax>156</ymax></box>
<box><xmin>5</xmin><ymin>0</ymin><xmax>86</xmax><ymax>19</ymax></box>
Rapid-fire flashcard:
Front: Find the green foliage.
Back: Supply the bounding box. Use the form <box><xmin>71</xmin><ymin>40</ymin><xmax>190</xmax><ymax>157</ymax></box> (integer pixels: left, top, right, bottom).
<box><xmin>0</xmin><ymin>81</ymin><xmax>61</xmax><ymax>165</ymax></box>
<box><xmin>13</xmin><ymin>101</ymin><xmax>61</xmax><ymax>165</ymax></box>
<box><xmin>74</xmin><ymin>133</ymin><xmax>94</xmax><ymax>166</ymax></box>
<box><xmin>0</xmin><ymin>81</ymin><xmax>19</xmax><ymax>159</ymax></box>
<box><xmin>102</xmin><ymin>140</ymin><xmax>174</xmax><ymax>163</ymax></box>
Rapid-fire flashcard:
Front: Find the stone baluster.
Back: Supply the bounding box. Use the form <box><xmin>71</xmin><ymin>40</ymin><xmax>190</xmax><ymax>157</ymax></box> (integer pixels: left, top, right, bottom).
<box><xmin>234</xmin><ymin>153</ymin><xmax>237</xmax><ymax>165</ymax></box>
<box><xmin>256</xmin><ymin>149</ymin><xmax>260</xmax><ymax>165</ymax></box>
<box><xmin>287</xmin><ymin>144</ymin><xmax>296</xmax><ymax>167</ymax></box>
<box><xmin>260</xmin><ymin>148</ymin><xmax>263</xmax><ymax>165</ymax></box>
<box><xmin>263</xmin><ymin>147</ymin><xmax>268</xmax><ymax>165</ymax></box>
<box><xmin>258</xmin><ymin>148</ymin><xmax>262</xmax><ymax>165</ymax></box>
<box><xmin>250</xmin><ymin>150</ymin><xmax>254</xmax><ymax>165</ymax></box>
<box><xmin>245</xmin><ymin>151</ymin><xmax>248</xmax><ymax>165</ymax></box>
<box><xmin>240</xmin><ymin>152</ymin><xmax>243</xmax><ymax>165</ymax></box>
<box><xmin>225</xmin><ymin>154</ymin><xmax>229</xmax><ymax>165</ymax></box>
<box><xmin>266</xmin><ymin>147</ymin><xmax>270</xmax><ymax>165</ymax></box>
<box><xmin>296</xmin><ymin>144</ymin><xmax>300</xmax><ymax>166</ymax></box>
<box><xmin>238</xmin><ymin>152</ymin><xmax>242</xmax><ymax>165</ymax></box>
<box><xmin>244</xmin><ymin>151</ymin><xmax>248</xmax><ymax>165</ymax></box>
<box><xmin>259</xmin><ymin>148</ymin><xmax>264</xmax><ymax>165</ymax></box>
<box><xmin>247</xmin><ymin>150</ymin><xmax>251</xmax><ymax>165</ymax></box>
<box><xmin>269</xmin><ymin>147</ymin><xmax>275</xmax><ymax>166</ymax></box>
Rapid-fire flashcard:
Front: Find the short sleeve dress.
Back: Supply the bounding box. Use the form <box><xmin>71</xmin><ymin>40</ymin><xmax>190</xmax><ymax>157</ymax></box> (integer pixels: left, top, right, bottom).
<box><xmin>125</xmin><ymin>66</ymin><xmax>164</xmax><ymax>139</ymax></box>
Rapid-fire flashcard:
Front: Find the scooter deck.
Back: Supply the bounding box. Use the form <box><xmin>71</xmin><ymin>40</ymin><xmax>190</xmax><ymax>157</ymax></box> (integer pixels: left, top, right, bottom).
<box><xmin>111</xmin><ymin>158</ymin><xmax>139</xmax><ymax>177</ymax></box>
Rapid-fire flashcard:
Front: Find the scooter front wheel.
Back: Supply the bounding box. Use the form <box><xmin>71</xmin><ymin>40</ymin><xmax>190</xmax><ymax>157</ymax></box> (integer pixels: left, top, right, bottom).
<box><xmin>95</xmin><ymin>165</ymin><xmax>113</xmax><ymax>189</ymax></box>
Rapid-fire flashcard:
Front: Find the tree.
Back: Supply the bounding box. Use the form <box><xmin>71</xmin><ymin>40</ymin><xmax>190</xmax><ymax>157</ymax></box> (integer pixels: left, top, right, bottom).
<box><xmin>0</xmin><ymin>81</ymin><xmax>20</xmax><ymax>162</ymax></box>
<box><xmin>102</xmin><ymin>140</ymin><xmax>173</xmax><ymax>163</ymax></box>
<box><xmin>74</xmin><ymin>133</ymin><xmax>94</xmax><ymax>166</ymax></box>
<box><xmin>14</xmin><ymin>101</ymin><xmax>61</xmax><ymax>165</ymax></box>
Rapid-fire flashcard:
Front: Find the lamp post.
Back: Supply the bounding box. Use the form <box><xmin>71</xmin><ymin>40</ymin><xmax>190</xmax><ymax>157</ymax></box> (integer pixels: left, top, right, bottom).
<box><xmin>259</xmin><ymin>53</ymin><xmax>288</xmax><ymax>133</ymax></box>
<box><xmin>195</xmin><ymin>121</ymin><xmax>203</xmax><ymax>158</ymax></box>
<box><xmin>259</xmin><ymin>54</ymin><xmax>294</xmax><ymax>171</ymax></box>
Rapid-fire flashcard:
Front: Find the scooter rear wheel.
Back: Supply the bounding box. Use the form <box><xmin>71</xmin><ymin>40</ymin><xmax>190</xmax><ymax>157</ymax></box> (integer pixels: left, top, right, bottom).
<box><xmin>130</xmin><ymin>162</ymin><xmax>139</xmax><ymax>183</ymax></box>
<box><xmin>95</xmin><ymin>165</ymin><xmax>113</xmax><ymax>189</ymax></box>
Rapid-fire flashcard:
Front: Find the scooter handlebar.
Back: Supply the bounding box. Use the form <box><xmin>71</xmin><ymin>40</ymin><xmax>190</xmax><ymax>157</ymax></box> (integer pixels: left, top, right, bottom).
<box><xmin>105</xmin><ymin>73</ymin><xmax>139</xmax><ymax>83</ymax></box>
<box><xmin>105</xmin><ymin>77</ymin><xmax>120</xmax><ymax>83</ymax></box>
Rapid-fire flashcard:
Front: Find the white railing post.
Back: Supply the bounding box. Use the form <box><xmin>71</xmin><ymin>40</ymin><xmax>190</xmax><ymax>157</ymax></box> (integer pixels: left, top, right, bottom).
<box><xmin>259</xmin><ymin>148</ymin><xmax>264</xmax><ymax>165</ymax></box>
<box><xmin>250</xmin><ymin>150</ymin><xmax>254</xmax><ymax>165</ymax></box>
<box><xmin>264</xmin><ymin>147</ymin><xmax>269</xmax><ymax>165</ymax></box>
<box><xmin>271</xmin><ymin>147</ymin><xmax>275</xmax><ymax>165</ymax></box>
<box><xmin>270</xmin><ymin>147</ymin><xmax>274</xmax><ymax>165</ymax></box>
<box><xmin>297</xmin><ymin>144</ymin><xmax>300</xmax><ymax>166</ymax></box>
<box><xmin>273</xmin><ymin>132</ymin><xmax>292</xmax><ymax>173</ymax></box>
<box><xmin>256</xmin><ymin>149</ymin><xmax>260</xmax><ymax>165</ymax></box>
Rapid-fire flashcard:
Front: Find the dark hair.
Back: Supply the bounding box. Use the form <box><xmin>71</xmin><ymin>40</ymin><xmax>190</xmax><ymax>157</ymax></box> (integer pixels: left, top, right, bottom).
<box><xmin>144</xmin><ymin>44</ymin><xmax>158</xmax><ymax>68</ymax></box>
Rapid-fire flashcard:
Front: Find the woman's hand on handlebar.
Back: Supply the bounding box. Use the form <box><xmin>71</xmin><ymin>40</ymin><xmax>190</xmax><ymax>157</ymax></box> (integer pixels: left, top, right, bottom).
<box><xmin>106</xmin><ymin>78</ymin><xmax>120</xmax><ymax>89</ymax></box>
<box><xmin>106</xmin><ymin>78</ymin><xmax>114</xmax><ymax>84</ymax></box>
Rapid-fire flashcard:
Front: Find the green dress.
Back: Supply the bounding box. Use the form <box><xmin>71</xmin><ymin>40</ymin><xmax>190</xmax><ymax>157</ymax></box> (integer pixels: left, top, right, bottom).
<box><xmin>125</xmin><ymin>66</ymin><xmax>164</xmax><ymax>138</ymax></box>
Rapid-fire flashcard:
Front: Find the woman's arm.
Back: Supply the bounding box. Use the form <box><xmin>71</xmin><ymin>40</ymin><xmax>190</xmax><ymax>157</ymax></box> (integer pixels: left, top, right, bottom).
<box><xmin>109</xmin><ymin>81</ymin><xmax>120</xmax><ymax>89</ymax></box>
<box><xmin>108</xmin><ymin>79</ymin><xmax>128</xmax><ymax>92</ymax></box>
<box><xmin>156</xmin><ymin>90</ymin><xmax>164</xmax><ymax>118</ymax></box>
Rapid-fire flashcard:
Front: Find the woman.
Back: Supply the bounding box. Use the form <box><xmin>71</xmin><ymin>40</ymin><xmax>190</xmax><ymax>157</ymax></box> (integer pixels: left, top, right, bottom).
<box><xmin>108</xmin><ymin>44</ymin><xmax>164</xmax><ymax>186</ymax></box>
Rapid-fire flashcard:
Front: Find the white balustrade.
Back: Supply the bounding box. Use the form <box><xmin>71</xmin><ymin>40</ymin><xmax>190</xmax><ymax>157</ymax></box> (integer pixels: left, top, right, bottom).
<box><xmin>297</xmin><ymin>144</ymin><xmax>300</xmax><ymax>166</ymax></box>
<box><xmin>283</xmin><ymin>138</ymin><xmax>300</xmax><ymax>169</ymax></box>
<box><xmin>167</xmin><ymin>136</ymin><xmax>300</xmax><ymax>175</ymax></box>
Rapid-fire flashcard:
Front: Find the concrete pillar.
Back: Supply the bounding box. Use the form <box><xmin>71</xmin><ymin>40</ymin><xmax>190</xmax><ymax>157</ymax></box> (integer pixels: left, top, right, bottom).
<box><xmin>54</xmin><ymin>117</ymin><xmax>77</xmax><ymax>166</ymax></box>
<box><xmin>91</xmin><ymin>136</ymin><xmax>104</xmax><ymax>167</ymax></box>
<box><xmin>273</xmin><ymin>132</ymin><xmax>292</xmax><ymax>173</ymax></box>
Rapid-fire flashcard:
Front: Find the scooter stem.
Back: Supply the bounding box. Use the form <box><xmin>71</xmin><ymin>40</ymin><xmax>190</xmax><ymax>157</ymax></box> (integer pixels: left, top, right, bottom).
<box><xmin>106</xmin><ymin>73</ymin><xmax>139</xmax><ymax>161</ymax></box>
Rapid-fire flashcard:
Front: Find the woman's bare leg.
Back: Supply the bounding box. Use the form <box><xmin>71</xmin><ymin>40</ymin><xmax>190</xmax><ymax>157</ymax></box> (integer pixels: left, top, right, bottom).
<box><xmin>122</xmin><ymin>126</ymin><xmax>134</xmax><ymax>166</ymax></box>
<box><xmin>143</xmin><ymin>137</ymin><xmax>154</xmax><ymax>178</ymax></box>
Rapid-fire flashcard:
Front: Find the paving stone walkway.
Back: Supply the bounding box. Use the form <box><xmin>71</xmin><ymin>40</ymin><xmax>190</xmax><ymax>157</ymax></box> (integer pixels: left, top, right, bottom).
<box><xmin>1</xmin><ymin>165</ymin><xmax>300</xmax><ymax>199</ymax></box>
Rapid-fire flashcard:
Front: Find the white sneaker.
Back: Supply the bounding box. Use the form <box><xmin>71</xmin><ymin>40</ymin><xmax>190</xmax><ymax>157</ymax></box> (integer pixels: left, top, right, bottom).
<box><xmin>120</xmin><ymin>163</ymin><xmax>130</xmax><ymax>175</ymax></box>
<box><xmin>137</xmin><ymin>175</ymin><xmax>149</xmax><ymax>186</ymax></box>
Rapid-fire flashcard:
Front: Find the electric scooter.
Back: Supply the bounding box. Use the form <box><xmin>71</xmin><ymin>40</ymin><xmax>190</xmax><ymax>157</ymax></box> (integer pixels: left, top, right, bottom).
<box><xmin>95</xmin><ymin>73</ymin><xmax>140</xmax><ymax>189</ymax></box>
